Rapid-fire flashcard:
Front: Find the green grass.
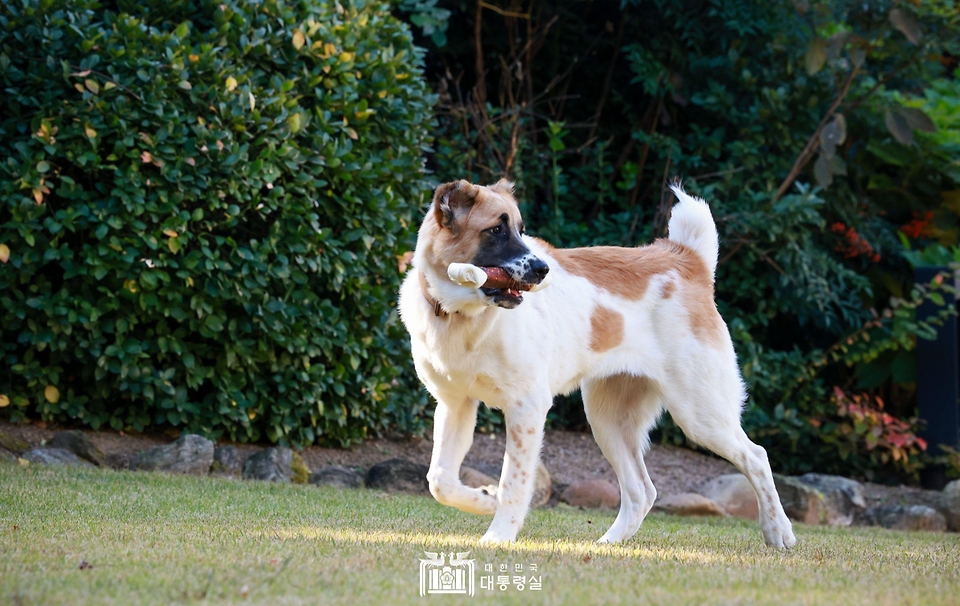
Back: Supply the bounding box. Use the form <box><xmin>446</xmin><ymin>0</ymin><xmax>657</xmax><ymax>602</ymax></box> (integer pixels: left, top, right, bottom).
<box><xmin>1</xmin><ymin>463</ymin><xmax>958</xmax><ymax>605</ymax></box>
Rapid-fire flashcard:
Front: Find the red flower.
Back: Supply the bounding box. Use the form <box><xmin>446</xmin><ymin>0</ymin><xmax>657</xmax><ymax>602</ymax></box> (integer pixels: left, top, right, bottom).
<box><xmin>831</xmin><ymin>222</ymin><xmax>881</xmax><ymax>263</ymax></box>
<box><xmin>900</xmin><ymin>211</ymin><xmax>934</xmax><ymax>239</ymax></box>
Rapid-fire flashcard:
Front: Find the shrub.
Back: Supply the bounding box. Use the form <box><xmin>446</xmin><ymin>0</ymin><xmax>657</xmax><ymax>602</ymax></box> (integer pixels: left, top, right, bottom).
<box><xmin>0</xmin><ymin>0</ymin><xmax>433</xmax><ymax>446</ymax></box>
<box><xmin>815</xmin><ymin>386</ymin><xmax>928</xmax><ymax>477</ymax></box>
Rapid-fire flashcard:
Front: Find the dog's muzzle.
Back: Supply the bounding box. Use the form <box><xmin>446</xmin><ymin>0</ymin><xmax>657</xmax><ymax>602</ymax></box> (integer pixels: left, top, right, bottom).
<box><xmin>481</xmin><ymin>256</ymin><xmax>549</xmax><ymax>309</ymax></box>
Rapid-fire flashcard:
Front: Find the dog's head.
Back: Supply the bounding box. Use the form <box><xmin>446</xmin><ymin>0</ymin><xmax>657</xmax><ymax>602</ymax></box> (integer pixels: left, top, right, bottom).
<box><xmin>419</xmin><ymin>179</ymin><xmax>549</xmax><ymax>309</ymax></box>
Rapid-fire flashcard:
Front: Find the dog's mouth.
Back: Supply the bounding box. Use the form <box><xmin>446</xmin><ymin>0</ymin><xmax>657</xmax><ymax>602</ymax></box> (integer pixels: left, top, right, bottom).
<box><xmin>478</xmin><ymin>267</ymin><xmax>534</xmax><ymax>309</ymax></box>
<box><xmin>481</xmin><ymin>286</ymin><xmax>526</xmax><ymax>308</ymax></box>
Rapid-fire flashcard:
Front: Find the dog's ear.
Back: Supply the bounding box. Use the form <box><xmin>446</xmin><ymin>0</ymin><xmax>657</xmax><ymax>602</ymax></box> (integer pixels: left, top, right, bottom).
<box><xmin>489</xmin><ymin>178</ymin><xmax>515</xmax><ymax>196</ymax></box>
<box><xmin>433</xmin><ymin>180</ymin><xmax>479</xmax><ymax>236</ymax></box>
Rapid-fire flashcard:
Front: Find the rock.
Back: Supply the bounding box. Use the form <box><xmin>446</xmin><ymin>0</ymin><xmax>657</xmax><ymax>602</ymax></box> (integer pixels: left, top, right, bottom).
<box><xmin>1</xmin><ymin>447</ymin><xmax>19</xmax><ymax>463</ymax></box>
<box><xmin>697</xmin><ymin>474</ymin><xmax>758</xmax><ymax>520</ymax></box>
<box><xmin>531</xmin><ymin>461</ymin><xmax>552</xmax><ymax>508</ymax></box>
<box><xmin>862</xmin><ymin>505</ymin><xmax>947</xmax><ymax>532</ymax></box>
<box><xmin>310</xmin><ymin>465</ymin><xmax>364</xmax><ymax>489</ymax></box>
<box><xmin>798</xmin><ymin>473</ymin><xmax>866</xmax><ymax>527</ymax></box>
<box><xmin>105</xmin><ymin>452</ymin><xmax>134</xmax><ymax>470</ymax></box>
<box><xmin>653</xmin><ymin>493</ymin><xmax>727</xmax><ymax>517</ymax></box>
<box><xmin>22</xmin><ymin>447</ymin><xmax>93</xmax><ymax>467</ymax></box>
<box><xmin>548</xmin><ymin>482</ymin><xmax>568</xmax><ymax>508</ymax></box>
<box><xmin>560</xmin><ymin>479</ymin><xmax>620</xmax><ymax>509</ymax></box>
<box><xmin>210</xmin><ymin>445</ymin><xmax>244</xmax><ymax>476</ymax></box>
<box><xmin>242</xmin><ymin>447</ymin><xmax>298</xmax><ymax>483</ymax></box>
<box><xmin>133</xmin><ymin>434</ymin><xmax>214</xmax><ymax>475</ymax></box>
<box><xmin>944</xmin><ymin>480</ymin><xmax>960</xmax><ymax>532</ymax></box>
<box><xmin>460</xmin><ymin>465</ymin><xmax>498</xmax><ymax>489</ymax></box>
<box><xmin>0</xmin><ymin>431</ymin><xmax>30</xmax><ymax>454</ymax></box>
<box><xmin>49</xmin><ymin>430</ymin><xmax>106</xmax><ymax>466</ymax></box>
<box><xmin>365</xmin><ymin>458</ymin><xmax>429</xmax><ymax>494</ymax></box>
<box><xmin>773</xmin><ymin>474</ymin><xmax>823</xmax><ymax>525</ymax></box>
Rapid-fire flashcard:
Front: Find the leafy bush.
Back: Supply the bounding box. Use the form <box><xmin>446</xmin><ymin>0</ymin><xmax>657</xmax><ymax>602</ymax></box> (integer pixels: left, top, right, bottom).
<box><xmin>0</xmin><ymin>0</ymin><xmax>433</xmax><ymax>446</ymax></box>
<box><xmin>815</xmin><ymin>387</ymin><xmax>928</xmax><ymax>477</ymax></box>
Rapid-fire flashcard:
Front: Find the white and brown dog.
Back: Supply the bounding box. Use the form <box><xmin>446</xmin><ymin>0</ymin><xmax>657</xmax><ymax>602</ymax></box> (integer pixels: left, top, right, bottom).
<box><xmin>398</xmin><ymin>179</ymin><xmax>796</xmax><ymax>548</ymax></box>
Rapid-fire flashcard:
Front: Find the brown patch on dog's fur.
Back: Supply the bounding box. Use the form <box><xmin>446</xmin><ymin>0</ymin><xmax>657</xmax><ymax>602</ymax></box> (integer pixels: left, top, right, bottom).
<box><xmin>589</xmin><ymin>305</ymin><xmax>624</xmax><ymax>352</ymax></box>
<box><xmin>685</xmin><ymin>282</ymin><xmax>726</xmax><ymax>349</ymax></box>
<box><xmin>589</xmin><ymin>373</ymin><xmax>654</xmax><ymax>406</ymax></box>
<box><xmin>536</xmin><ymin>237</ymin><xmax>726</xmax><ymax>349</ymax></box>
<box><xmin>662</xmin><ymin>280</ymin><xmax>676</xmax><ymax>299</ymax></box>
<box><xmin>542</xmin><ymin>239</ymin><xmax>706</xmax><ymax>300</ymax></box>
<box><xmin>509</xmin><ymin>426</ymin><xmax>526</xmax><ymax>453</ymax></box>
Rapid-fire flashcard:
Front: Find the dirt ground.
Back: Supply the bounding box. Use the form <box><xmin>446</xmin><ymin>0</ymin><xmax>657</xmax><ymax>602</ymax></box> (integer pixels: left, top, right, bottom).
<box><xmin>0</xmin><ymin>419</ymin><xmax>944</xmax><ymax>508</ymax></box>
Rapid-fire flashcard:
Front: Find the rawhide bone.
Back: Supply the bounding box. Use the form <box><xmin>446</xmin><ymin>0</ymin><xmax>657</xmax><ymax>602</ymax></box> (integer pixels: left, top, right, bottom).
<box><xmin>447</xmin><ymin>263</ymin><xmax>551</xmax><ymax>291</ymax></box>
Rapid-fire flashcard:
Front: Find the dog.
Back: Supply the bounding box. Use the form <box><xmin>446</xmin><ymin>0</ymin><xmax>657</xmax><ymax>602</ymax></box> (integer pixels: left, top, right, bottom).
<box><xmin>398</xmin><ymin>179</ymin><xmax>796</xmax><ymax>548</ymax></box>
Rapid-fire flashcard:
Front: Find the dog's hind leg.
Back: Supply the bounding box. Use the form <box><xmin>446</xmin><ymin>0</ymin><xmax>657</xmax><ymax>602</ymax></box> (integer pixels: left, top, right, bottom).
<box><xmin>582</xmin><ymin>374</ymin><xmax>663</xmax><ymax>544</ymax></box>
<box><xmin>662</xmin><ymin>374</ymin><xmax>797</xmax><ymax>549</ymax></box>
<box><xmin>426</xmin><ymin>394</ymin><xmax>498</xmax><ymax>516</ymax></box>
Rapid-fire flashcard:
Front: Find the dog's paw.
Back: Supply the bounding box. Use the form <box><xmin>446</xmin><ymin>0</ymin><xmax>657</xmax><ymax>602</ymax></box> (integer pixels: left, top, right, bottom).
<box><xmin>596</xmin><ymin>533</ymin><xmax>623</xmax><ymax>545</ymax></box>
<box><xmin>761</xmin><ymin>519</ymin><xmax>797</xmax><ymax>550</ymax></box>
<box><xmin>478</xmin><ymin>532</ymin><xmax>513</xmax><ymax>545</ymax></box>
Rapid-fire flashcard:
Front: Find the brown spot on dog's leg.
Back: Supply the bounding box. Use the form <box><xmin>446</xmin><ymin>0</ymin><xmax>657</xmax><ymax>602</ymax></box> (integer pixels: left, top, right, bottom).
<box><xmin>662</xmin><ymin>280</ymin><xmax>676</xmax><ymax>299</ymax></box>
<box><xmin>589</xmin><ymin>305</ymin><xmax>624</xmax><ymax>352</ymax></box>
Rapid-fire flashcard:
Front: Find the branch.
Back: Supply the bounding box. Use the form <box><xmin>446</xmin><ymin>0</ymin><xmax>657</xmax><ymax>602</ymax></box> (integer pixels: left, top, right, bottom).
<box><xmin>479</xmin><ymin>1</ymin><xmax>530</xmax><ymax>19</ymax></box>
<box><xmin>624</xmin><ymin>94</ymin><xmax>665</xmax><ymax>212</ymax></box>
<box><xmin>774</xmin><ymin>66</ymin><xmax>859</xmax><ymax>201</ymax></box>
<box><xmin>718</xmin><ymin>240</ymin><xmax>746</xmax><ymax>265</ymax></box>
<box><xmin>845</xmin><ymin>50</ymin><xmax>921</xmax><ymax>111</ymax></box>
<box><xmin>653</xmin><ymin>149</ymin><xmax>674</xmax><ymax>238</ymax></box>
<box><xmin>70</xmin><ymin>65</ymin><xmax>143</xmax><ymax>101</ymax></box>
<box><xmin>581</xmin><ymin>11</ymin><xmax>627</xmax><ymax>165</ymax></box>
<box><xmin>474</xmin><ymin>0</ymin><xmax>487</xmax><ymax>107</ymax></box>
<box><xmin>692</xmin><ymin>166</ymin><xmax>746</xmax><ymax>180</ymax></box>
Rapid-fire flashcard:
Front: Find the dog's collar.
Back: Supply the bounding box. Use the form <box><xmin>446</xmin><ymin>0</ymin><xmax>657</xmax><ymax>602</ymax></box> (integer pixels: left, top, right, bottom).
<box><xmin>418</xmin><ymin>270</ymin><xmax>450</xmax><ymax>317</ymax></box>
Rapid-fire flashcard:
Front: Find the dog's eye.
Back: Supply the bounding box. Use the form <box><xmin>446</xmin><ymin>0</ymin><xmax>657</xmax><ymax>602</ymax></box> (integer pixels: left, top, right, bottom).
<box><xmin>488</xmin><ymin>225</ymin><xmax>503</xmax><ymax>235</ymax></box>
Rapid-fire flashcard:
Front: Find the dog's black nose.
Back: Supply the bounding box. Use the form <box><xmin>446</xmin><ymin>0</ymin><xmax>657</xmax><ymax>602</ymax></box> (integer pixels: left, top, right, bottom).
<box><xmin>529</xmin><ymin>258</ymin><xmax>549</xmax><ymax>283</ymax></box>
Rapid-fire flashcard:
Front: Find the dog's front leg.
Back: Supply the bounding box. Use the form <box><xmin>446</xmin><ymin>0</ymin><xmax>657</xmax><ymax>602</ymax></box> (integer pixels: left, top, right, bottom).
<box><xmin>426</xmin><ymin>393</ymin><xmax>499</xmax><ymax>516</ymax></box>
<box><xmin>479</xmin><ymin>394</ymin><xmax>550</xmax><ymax>544</ymax></box>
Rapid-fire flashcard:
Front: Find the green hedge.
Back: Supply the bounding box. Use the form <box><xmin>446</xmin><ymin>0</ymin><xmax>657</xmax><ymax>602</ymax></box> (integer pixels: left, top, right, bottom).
<box><xmin>0</xmin><ymin>0</ymin><xmax>433</xmax><ymax>446</ymax></box>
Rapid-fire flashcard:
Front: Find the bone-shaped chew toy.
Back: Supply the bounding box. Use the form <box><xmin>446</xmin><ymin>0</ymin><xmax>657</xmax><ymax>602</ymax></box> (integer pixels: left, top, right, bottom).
<box><xmin>447</xmin><ymin>263</ymin><xmax>551</xmax><ymax>292</ymax></box>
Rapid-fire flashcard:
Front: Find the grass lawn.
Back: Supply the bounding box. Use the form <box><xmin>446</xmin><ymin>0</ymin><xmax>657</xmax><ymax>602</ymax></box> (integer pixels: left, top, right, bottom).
<box><xmin>1</xmin><ymin>463</ymin><xmax>958</xmax><ymax>605</ymax></box>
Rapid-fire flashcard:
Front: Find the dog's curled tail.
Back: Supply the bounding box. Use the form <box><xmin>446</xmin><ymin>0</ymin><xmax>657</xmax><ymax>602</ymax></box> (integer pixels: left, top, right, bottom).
<box><xmin>667</xmin><ymin>184</ymin><xmax>719</xmax><ymax>278</ymax></box>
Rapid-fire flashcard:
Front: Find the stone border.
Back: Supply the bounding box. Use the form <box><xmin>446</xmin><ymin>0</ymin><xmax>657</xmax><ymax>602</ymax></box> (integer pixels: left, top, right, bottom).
<box><xmin>4</xmin><ymin>428</ymin><xmax>958</xmax><ymax>533</ymax></box>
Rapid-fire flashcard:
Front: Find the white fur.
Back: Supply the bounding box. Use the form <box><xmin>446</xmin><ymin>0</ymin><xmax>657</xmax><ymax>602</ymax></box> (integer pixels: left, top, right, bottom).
<box><xmin>668</xmin><ymin>184</ymin><xmax>719</xmax><ymax>277</ymax></box>
<box><xmin>398</xmin><ymin>187</ymin><xmax>796</xmax><ymax>549</ymax></box>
